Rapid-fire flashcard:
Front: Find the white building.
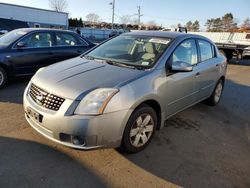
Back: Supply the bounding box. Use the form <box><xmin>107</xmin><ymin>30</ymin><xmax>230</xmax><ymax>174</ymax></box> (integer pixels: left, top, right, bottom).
<box><xmin>0</xmin><ymin>2</ymin><xmax>68</xmax><ymax>30</ymax></box>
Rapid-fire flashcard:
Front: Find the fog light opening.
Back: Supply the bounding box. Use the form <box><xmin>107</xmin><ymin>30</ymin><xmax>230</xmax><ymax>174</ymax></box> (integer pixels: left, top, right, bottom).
<box><xmin>71</xmin><ymin>136</ymin><xmax>84</xmax><ymax>146</ymax></box>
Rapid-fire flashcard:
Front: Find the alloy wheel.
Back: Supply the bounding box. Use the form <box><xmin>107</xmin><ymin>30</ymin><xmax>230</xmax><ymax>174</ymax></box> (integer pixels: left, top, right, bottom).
<box><xmin>129</xmin><ymin>113</ymin><xmax>154</xmax><ymax>148</ymax></box>
<box><xmin>214</xmin><ymin>82</ymin><xmax>223</xmax><ymax>103</ymax></box>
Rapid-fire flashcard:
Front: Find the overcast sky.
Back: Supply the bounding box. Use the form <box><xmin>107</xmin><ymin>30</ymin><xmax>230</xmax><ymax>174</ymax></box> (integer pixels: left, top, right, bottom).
<box><xmin>1</xmin><ymin>0</ymin><xmax>249</xmax><ymax>29</ymax></box>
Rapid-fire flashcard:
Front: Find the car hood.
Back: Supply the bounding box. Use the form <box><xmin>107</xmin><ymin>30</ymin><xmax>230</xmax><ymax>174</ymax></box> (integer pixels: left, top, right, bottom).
<box><xmin>32</xmin><ymin>57</ymin><xmax>146</xmax><ymax>100</ymax></box>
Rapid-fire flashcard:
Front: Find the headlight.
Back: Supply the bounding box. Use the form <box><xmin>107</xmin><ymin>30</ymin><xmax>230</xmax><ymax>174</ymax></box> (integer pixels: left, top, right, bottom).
<box><xmin>74</xmin><ymin>88</ymin><xmax>119</xmax><ymax>115</ymax></box>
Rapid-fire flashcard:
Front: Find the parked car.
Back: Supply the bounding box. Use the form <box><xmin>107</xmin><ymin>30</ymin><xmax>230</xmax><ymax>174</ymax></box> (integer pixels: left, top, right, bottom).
<box><xmin>0</xmin><ymin>28</ymin><xmax>95</xmax><ymax>88</ymax></box>
<box><xmin>109</xmin><ymin>29</ymin><xmax>125</xmax><ymax>38</ymax></box>
<box><xmin>23</xmin><ymin>31</ymin><xmax>227</xmax><ymax>153</ymax></box>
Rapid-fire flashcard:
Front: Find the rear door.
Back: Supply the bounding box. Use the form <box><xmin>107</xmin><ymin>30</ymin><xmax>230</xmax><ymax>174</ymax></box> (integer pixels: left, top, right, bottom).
<box><xmin>195</xmin><ymin>39</ymin><xmax>219</xmax><ymax>100</ymax></box>
<box><xmin>9</xmin><ymin>31</ymin><xmax>54</xmax><ymax>75</ymax></box>
<box><xmin>51</xmin><ymin>32</ymin><xmax>90</xmax><ymax>63</ymax></box>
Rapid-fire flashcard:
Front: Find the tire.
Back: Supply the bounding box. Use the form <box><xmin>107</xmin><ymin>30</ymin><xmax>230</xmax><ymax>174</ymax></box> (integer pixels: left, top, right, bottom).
<box><xmin>205</xmin><ymin>79</ymin><xmax>224</xmax><ymax>106</ymax></box>
<box><xmin>121</xmin><ymin>104</ymin><xmax>157</xmax><ymax>153</ymax></box>
<box><xmin>237</xmin><ymin>52</ymin><xmax>243</xmax><ymax>60</ymax></box>
<box><xmin>0</xmin><ymin>67</ymin><xmax>7</xmax><ymax>88</ymax></box>
<box><xmin>225</xmin><ymin>51</ymin><xmax>233</xmax><ymax>61</ymax></box>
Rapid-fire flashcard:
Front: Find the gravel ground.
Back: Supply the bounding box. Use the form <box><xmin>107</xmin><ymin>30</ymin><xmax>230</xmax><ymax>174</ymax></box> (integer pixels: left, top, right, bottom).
<box><xmin>0</xmin><ymin>59</ymin><xmax>250</xmax><ymax>188</ymax></box>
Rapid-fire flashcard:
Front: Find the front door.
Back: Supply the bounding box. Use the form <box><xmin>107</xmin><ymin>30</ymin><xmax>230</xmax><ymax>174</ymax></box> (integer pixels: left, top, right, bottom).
<box><xmin>165</xmin><ymin>39</ymin><xmax>199</xmax><ymax>117</ymax></box>
<box><xmin>8</xmin><ymin>31</ymin><xmax>54</xmax><ymax>76</ymax></box>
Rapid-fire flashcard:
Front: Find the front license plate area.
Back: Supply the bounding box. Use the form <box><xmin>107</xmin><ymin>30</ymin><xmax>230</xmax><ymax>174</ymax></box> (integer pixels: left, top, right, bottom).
<box><xmin>27</xmin><ymin>107</ymin><xmax>43</xmax><ymax>123</ymax></box>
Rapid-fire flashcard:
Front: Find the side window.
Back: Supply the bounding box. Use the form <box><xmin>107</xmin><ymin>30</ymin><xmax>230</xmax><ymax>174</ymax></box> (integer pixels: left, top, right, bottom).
<box><xmin>19</xmin><ymin>32</ymin><xmax>52</xmax><ymax>48</ymax></box>
<box><xmin>56</xmin><ymin>32</ymin><xmax>86</xmax><ymax>46</ymax></box>
<box><xmin>172</xmin><ymin>39</ymin><xmax>198</xmax><ymax>66</ymax></box>
<box><xmin>198</xmin><ymin>40</ymin><xmax>213</xmax><ymax>61</ymax></box>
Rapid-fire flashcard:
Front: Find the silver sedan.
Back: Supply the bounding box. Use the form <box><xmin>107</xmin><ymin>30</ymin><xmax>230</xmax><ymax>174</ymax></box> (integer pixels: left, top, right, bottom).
<box><xmin>23</xmin><ymin>31</ymin><xmax>227</xmax><ymax>153</ymax></box>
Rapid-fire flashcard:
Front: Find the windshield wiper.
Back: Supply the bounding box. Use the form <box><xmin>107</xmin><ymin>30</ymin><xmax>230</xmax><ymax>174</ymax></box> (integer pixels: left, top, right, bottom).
<box><xmin>104</xmin><ymin>60</ymin><xmax>136</xmax><ymax>69</ymax></box>
<box><xmin>104</xmin><ymin>60</ymin><xmax>147</xmax><ymax>70</ymax></box>
<box><xmin>82</xmin><ymin>55</ymin><xmax>147</xmax><ymax>70</ymax></box>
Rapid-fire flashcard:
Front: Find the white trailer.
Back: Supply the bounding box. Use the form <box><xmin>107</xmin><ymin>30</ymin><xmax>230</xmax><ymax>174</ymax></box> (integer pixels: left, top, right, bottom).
<box><xmin>189</xmin><ymin>32</ymin><xmax>250</xmax><ymax>60</ymax></box>
<box><xmin>162</xmin><ymin>26</ymin><xmax>250</xmax><ymax>60</ymax></box>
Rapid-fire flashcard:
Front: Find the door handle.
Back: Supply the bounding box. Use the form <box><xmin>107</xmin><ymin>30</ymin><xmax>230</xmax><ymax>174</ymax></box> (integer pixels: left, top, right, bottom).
<box><xmin>77</xmin><ymin>49</ymin><xmax>83</xmax><ymax>53</ymax></box>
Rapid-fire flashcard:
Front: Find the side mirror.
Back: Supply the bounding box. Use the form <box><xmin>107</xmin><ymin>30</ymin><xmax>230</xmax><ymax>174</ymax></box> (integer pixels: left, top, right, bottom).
<box><xmin>171</xmin><ymin>61</ymin><xmax>193</xmax><ymax>72</ymax></box>
<box><xmin>16</xmin><ymin>42</ymin><xmax>26</xmax><ymax>48</ymax></box>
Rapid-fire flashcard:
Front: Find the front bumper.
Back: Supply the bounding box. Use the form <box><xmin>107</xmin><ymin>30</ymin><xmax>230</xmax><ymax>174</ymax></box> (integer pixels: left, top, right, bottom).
<box><xmin>23</xmin><ymin>85</ymin><xmax>132</xmax><ymax>150</ymax></box>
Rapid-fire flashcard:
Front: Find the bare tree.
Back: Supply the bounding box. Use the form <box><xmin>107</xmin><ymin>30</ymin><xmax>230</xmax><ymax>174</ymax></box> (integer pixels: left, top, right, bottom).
<box><xmin>146</xmin><ymin>20</ymin><xmax>157</xmax><ymax>30</ymax></box>
<box><xmin>177</xmin><ymin>23</ymin><xmax>182</xmax><ymax>28</ymax></box>
<box><xmin>86</xmin><ymin>13</ymin><xmax>100</xmax><ymax>24</ymax></box>
<box><xmin>241</xmin><ymin>17</ymin><xmax>250</xmax><ymax>31</ymax></box>
<box><xmin>222</xmin><ymin>13</ymin><xmax>237</xmax><ymax>31</ymax></box>
<box><xmin>186</xmin><ymin>21</ymin><xmax>193</xmax><ymax>31</ymax></box>
<box><xmin>192</xmin><ymin>20</ymin><xmax>200</xmax><ymax>31</ymax></box>
<box><xmin>131</xmin><ymin>18</ymin><xmax>139</xmax><ymax>25</ymax></box>
<box><xmin>120</xmin><ymin>15</ymin><xmax>131</xmax><ymax>25</ymax></box>
<box><xmin>205</xmin><ymin>19</ymin><xmax>214</xmax><ymax>32</ymax></box>
<box><xmin>49</xmin><ymin>0</ymin><xmax>68</xmax><ymax>12</ymax></box>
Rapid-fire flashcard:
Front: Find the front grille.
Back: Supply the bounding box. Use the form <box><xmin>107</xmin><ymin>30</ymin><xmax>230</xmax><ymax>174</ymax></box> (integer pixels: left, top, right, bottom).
<box><xmin>29</xmin><ymin>83</ymin><xmax>65</xmax><ymax>111</ymax></box>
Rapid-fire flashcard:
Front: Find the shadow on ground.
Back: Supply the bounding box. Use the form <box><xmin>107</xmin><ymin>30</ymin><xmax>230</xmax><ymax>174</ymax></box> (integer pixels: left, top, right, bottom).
<box><xmin>0</xmin><ymin>136</ymin><xmax>105</xmax><ymax>188</ymax></box>
<box><xmin>124</xmin><ymin>79</ymin><xmax>250</xmax><ymax>188</ymax></box>
<box><xmin>0</xmin><ymin>77</ymin><xmax>30</xmax><ymax>104</ymax></box>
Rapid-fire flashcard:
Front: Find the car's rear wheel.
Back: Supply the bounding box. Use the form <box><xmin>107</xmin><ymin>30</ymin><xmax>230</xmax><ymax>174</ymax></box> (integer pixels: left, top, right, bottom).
<box><xmin>206</xmin><ymin>79</ymin><xmax>224</xmax><ymax>106</ymax></box>
<box><xmin>0</xmin><ymin>67</ymin><xmax>7</xmax><ymax>88</ymax></box>
<box><xmin>121</xmin><ymin>104</ymin><xmax>157</xmax><ymax>153</ymax></box>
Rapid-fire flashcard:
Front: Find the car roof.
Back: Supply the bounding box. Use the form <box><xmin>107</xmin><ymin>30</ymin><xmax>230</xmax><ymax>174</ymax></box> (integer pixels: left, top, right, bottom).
<box><xmin>14</xmin><ymin>28</ymin><xmax>75</xmax><ymax>33</ymax></box>
<box><xmin>124</xmin><ymin>31</ymin><xmax>204</xmax><ymax>40</ymax></box>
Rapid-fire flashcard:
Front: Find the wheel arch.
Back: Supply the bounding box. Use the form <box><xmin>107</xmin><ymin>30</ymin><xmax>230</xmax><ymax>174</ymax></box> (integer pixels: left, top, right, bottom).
<box><xmin>132</xmin><ymin>99</ymin><xmax>163</xmax><ymax>130</ymax></box>
<box><xmin>220</xmin><ymin>76</ymin><xmax>225</xmax><ymax>83</ymax></box>
<box><xmin>0</xmin><ymin>63</ymin><xmax>8</xmax><ymax>72</ymax></box>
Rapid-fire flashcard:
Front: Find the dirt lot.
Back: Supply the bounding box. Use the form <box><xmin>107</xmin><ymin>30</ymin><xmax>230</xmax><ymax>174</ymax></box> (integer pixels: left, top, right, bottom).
<box><xmin>0</xmin><ymin>59</ymin><xmax>250</xmax><ymax>188</ymax></box>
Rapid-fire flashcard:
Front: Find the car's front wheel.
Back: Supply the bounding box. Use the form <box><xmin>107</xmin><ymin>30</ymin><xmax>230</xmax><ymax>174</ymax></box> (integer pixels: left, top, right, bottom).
<box><xmin>0</xmin><ymin>67</ymin><xmax>7</xmax><ymax>88</ymax></box>
<box><xmin>121</xmin><ymin>104</ymin><xmax>157</xmax><ymax>153</ymax></box>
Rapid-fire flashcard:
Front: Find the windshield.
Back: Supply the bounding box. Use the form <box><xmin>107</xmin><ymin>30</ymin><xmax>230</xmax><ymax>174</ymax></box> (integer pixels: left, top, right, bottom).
<box><xmin>0</xmin><ymin>30</ymin><xmax>28</xmax><ymax>47</ymax></box>
<box><xmin>86</xmin><ymin>35</ymin><xmax>171</xmax><ymax>68</ymax></box>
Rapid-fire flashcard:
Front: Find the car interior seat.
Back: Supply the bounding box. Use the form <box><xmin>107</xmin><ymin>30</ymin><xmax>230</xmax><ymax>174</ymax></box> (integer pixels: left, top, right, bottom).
<box><xmin>141</xmin><ymin>42</ymin><xmax>156</xmax><ymax>62</ymax></box>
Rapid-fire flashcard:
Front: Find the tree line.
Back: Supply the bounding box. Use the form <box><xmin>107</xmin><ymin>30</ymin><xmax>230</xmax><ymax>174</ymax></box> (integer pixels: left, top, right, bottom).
<box><xmin>184</xmin><ymin>13</ymin><xmax>250</xmax><ymax>32</ymax></box>
<box><xmin>69</xmin><ymin>13</ymin><xmax>250</xmax><ymax>33</ymax></box>
<box><xmin>68</xmin><ymin>13</ymin><xmax>162</xmax><ymax>30</ymax></box>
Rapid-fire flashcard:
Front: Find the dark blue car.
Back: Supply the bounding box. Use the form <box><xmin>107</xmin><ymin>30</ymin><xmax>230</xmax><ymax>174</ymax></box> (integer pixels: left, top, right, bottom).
<box><xmin>0</xmin><ymin>28</ymin><xmax>95</xmax><ymax>88</ymax></box>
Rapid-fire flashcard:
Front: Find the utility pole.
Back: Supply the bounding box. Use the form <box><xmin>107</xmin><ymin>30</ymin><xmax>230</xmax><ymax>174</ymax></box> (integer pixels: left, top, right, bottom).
<box><xmin>110</xmin><ymin>0</ymin><xmax>115</xmax><ymax>29</ymax></box>
<box><xmin>137</xmin><ymin>6</ymin><xmax>143</xmax><ymax>30</ymax></box>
